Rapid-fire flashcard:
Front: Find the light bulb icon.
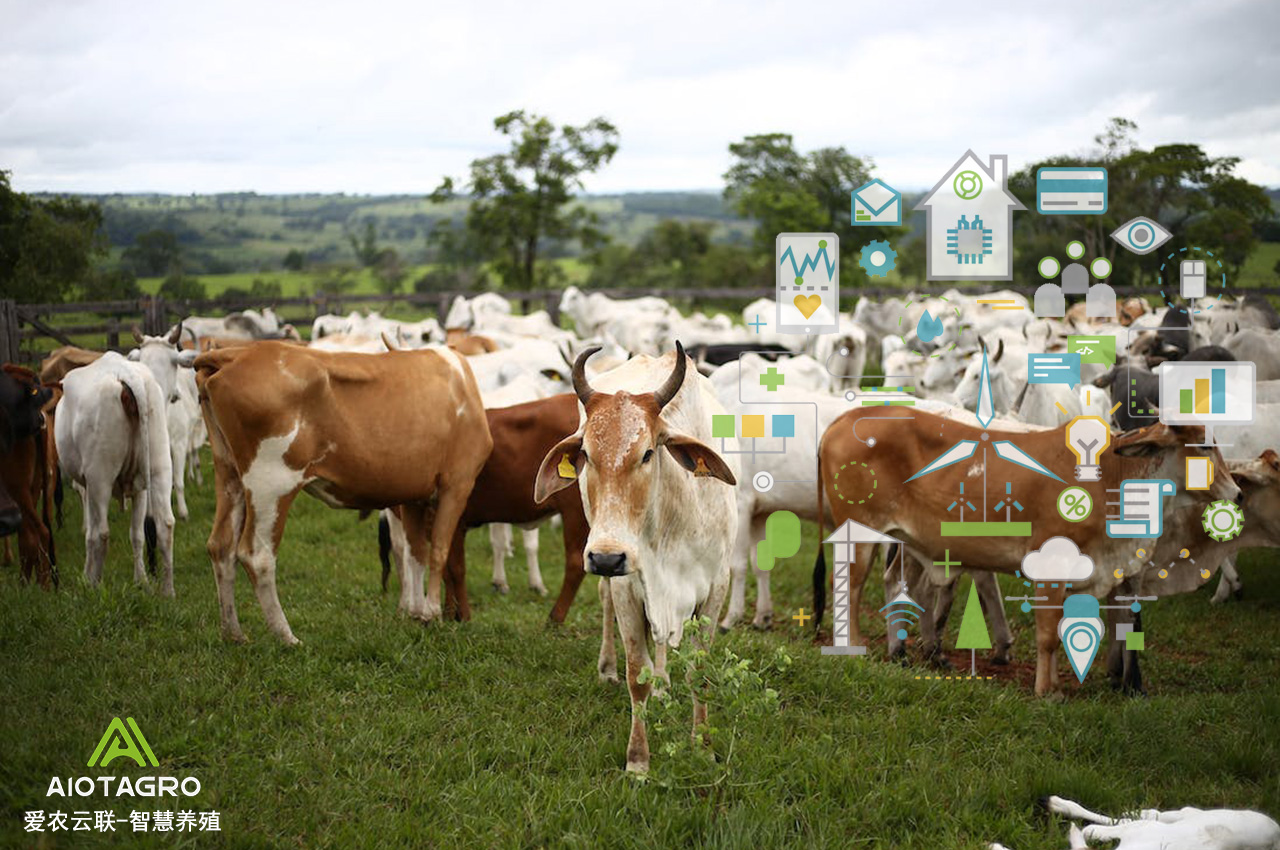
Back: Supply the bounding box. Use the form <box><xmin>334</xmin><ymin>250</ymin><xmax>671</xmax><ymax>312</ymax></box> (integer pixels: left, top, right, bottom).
<box><xmin>1065</xmin><ymin>415</ymin><xmax>1110</xmax><ymax>482</ymax></box>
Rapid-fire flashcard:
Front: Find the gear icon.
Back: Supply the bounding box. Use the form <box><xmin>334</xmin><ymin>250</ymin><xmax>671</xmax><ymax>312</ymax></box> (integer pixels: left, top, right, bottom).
<box><xmin>1202</xmin><ymin>499</ymin><xmax>1244</xmax><ymax>542</ymax></box>
<box><xmin>859</xmin><ymin>240</ymin><xmax>897</xmax><ymax>278</ymax></box>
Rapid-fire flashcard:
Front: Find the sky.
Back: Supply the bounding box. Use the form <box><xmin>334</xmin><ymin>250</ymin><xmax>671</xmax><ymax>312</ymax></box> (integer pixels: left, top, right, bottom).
<box><xmin>2</xmin><ymin>0</ymin><xmax>1277</xmax><ymax>195</ymax></box>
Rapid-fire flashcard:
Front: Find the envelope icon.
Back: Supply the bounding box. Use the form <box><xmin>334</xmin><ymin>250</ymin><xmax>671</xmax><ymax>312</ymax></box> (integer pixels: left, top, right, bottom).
<box><xmin>851</xmin><ymin>178</ymin><xmax>902</xmax><ymax>226</ymax></box>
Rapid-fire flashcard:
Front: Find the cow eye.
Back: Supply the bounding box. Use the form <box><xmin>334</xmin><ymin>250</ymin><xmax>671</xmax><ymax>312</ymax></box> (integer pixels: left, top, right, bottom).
<box><xmin>642</xmin><ymin>449</ymin><xmax>654</xmax><ymax>464</ymax></box>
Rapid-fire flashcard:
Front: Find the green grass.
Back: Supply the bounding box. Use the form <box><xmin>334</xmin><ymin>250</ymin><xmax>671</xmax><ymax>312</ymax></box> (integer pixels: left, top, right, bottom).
<box><xmin>2</xmin><ymin>451</ymin><xmax>1278</xmax><ymax>848</ymax></box>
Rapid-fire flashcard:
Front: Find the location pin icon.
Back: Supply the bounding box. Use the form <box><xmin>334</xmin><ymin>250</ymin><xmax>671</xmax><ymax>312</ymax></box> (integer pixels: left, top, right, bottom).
<box><xmin>1058</xmin><ymin>594</ymin><xmax>1104</xmax><ymax>683</ymax></box>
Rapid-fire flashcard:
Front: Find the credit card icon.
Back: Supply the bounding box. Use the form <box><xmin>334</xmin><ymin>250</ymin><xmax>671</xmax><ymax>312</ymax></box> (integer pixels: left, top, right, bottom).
<box><xmin>1037</xmin><ymin>167</ymin><xmax>1108</xmax><ymax>215</ymax></box>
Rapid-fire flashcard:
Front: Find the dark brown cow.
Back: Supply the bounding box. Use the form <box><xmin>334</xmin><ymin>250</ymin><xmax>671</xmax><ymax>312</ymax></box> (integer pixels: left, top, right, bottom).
<box><xmin>0</xmin><ymin>365</ymin><xmax>56</xmax><ymax>588</ymax></box>
<box><xmin>39</xmin><ymin>345</ymin><xmax>103</xmax><ymax>385</ymax></box>
<box><xmin>195</xmin><ymin>341</ymin><xmax>492</xmax><ymax>643</ymax></box>
<box><xmin>816</xmin><ymin>409</ymin><xmax>1239</xmax><ymax>695</ymax></box>
<box><xmin>381</xmin><ymin>393</ymin><xmax>590</xmax><ymax>624</ymax></box>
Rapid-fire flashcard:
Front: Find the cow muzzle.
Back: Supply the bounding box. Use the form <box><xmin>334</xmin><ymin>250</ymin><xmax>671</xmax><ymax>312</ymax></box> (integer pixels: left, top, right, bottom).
<box><xmin>586</xmin><ymin>551</ymin><xmax>628</xmax><ymax>577</ymax></box>
<box><xmin>0</xmin><ymin>507</ymin><xmax>21</xmax><ymax>537</ymax></box>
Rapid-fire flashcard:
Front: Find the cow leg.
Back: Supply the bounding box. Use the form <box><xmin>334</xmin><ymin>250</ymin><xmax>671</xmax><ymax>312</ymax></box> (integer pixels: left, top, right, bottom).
<box><xmin>1211</xmin><ymin>555</ymin><xmax>1242</xmax><ymax>603</ymax></box>
<box><xmin>848</xmin><ymin>542</ymin><xmax>876</xmax><ymax>648</ymax></box>
<box><xmin>205</xmin><ymin>448</ymin><xmax>247</xmax><ymax>642</ymax></box>
<box><xmin>692</xmin><ymin>567</ymin><xmax>730</xmax><ymax>746</ymax></box>
<box><xmin>442</xmin><ymin>523</ymin><xmax>469</xmax><ymax>621</ymax></box>
<box><xmin>611</xmin><ymin>577</ymin><xmax>654</xmax><ymax>773</ymax></box>
<box><xmin>597</xmin><ymin>578</ymin><xmax>618</xmax><ymax>683</ymax></box>
<box><xmin>1033</xmin><ymin>606</ymin><xmax>1061</xmax><ymax>697</ymax></box>
<box><xmin>424</xmin><ymin>479</ymin><xmax>474</xmax><ymax>623</ymax></box>
<box><xmin>750</xmin><ymin>515</ymin><xmax>773</xmax><ymax>629</ymax></box>
<box><xmin>522</xmin><ymin>527</ymin><xmax>546</xmax><ymax>596</ymax></box>
<box><xmin>974</xmin><ymin>572</ymin><xmax>1012</xmax><ymax>664</ymax></box>
<box><xmin>151</xmin><ymin>495</ymin><xmax>176</xmax><ymax>598</ymax></box>
<box><xmin>385</xmin><ymin>510</ymin><xmax>415</xmax><ymax>614</ymax></box>
<box><xmin>399</xmin><ymin>504</ymin><xmax>433</xmax><ymax>621</ymax></box>
<box><xmin>190</xmin><ymin>445</ymin><xmax>203</xmax><ymax>485</ymax></box>
<box><xmin>82</xmin><ymin>478</ymin><xmax>112</xmax><ymax>587</ymax></box>
<box><xmin>170</xmin><ymin>436</ymin><xmax>189</xmax><ymax>521</ymax></box>
<box><xmin>127</xmin><ymin>493</ymin><xmax>149</xmax><ymax>585</ymax></box>
<box><xmin>720</xmin><ymin>504</ymin><xmax>753</xmax><ymax>630</ymax></box>
<box><xmin>885</xmin><ymin>550</ymin><xmax>909</xmax><ymax>662</ymax></box>
<box><xmin>489</xmin><ymin>523</ymin><xmax>511</xmax><ymax>593</ymax></box>
<box><xmin>548</xmin><ymin>504</ymin><xmax>588</xmax><ymax>624</ymax></box>
<box><xmin>240</xmin><ymin>488</ymin><xmax>302</xmax><ymax>645</ymax></box>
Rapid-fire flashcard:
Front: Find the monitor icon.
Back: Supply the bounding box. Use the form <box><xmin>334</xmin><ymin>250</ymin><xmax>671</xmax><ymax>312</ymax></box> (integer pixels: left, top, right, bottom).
<box><xmin>1158</xmin><ymin>361</ymin><xmax>1255</xmax><ymax>447</ymax></box>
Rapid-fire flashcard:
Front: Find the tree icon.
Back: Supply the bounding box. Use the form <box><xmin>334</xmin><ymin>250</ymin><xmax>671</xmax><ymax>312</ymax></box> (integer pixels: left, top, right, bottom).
<box><xmin>955</xmin><ymin>577</ymin><xmax>992</xmax><ymax>677</ymax></box>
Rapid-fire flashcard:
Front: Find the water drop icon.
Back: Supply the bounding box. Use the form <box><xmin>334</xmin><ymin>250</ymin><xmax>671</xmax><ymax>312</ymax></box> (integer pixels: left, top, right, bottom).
<box><xmin>917</xmin><ymin>309</ymin><xmax>944</xmax><ymax>342</ymax></box>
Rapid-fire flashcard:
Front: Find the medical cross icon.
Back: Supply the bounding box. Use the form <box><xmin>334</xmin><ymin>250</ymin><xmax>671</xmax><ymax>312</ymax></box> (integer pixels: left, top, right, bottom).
<box><xmin>748</xmin><ymin>314</ymin><xmax>766</xmax><ymax>333</ymax></box>
<box><xmin>759</xmin><ymin>367</ymin><xmax>785</xmax><ymax>392</ymax></box>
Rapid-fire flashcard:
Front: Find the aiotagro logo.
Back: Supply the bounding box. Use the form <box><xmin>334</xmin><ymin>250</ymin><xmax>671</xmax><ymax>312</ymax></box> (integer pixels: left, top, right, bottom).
<box><xmin>24</xmin><ymin>716</ymin><xmax>221</xmax><ymax>835</ymax></box>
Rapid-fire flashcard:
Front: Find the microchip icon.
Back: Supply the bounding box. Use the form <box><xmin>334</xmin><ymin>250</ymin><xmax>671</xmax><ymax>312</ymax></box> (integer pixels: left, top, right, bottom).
<box><xmin>946</xmin><ymin>214</ymin><xmax>993</xmax><ymax>265</ymax></box>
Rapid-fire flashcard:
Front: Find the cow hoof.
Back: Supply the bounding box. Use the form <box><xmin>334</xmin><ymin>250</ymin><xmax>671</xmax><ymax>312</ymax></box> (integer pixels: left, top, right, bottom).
<box><xmin>598</xmin><ymin>669</ymin><xmax>619</xmax><ymax>685</ymax></box>
<box><xmin>990</xmin><ymin>646</ymin><xmax>1012</xmax><ymax>666</ymax></box>
<box><xmin>492</xmin><ymin>582</ymin><xmax>509</xmax><ymax>595</ymax></box>
<box><xmin>928</xmin><ymin>653</ymin><xmax>954</xmax><ymax>671</ymax></box>
<box><xmin>752</xmin><ymin>614</ymin><xmax>773</xmax><ymax>630</ymax></box>
<box><xmin>717</xmin><ymin>624</ymin><xmax>731</xmax><ymax>634</ymax></box>
<box><xmin>531</xmin><ymin>585</ymin><xmax>548</xmax><ymax>598</ymax></box>
<box><xmin>625</xmin><ymin>760</ymin><xmax>649</xmax><ymax>775</ymax></box>
<box><xmin>222</xmin><ymin>631</ymin><xmax>248</xmax><ymax>645</ymax></box>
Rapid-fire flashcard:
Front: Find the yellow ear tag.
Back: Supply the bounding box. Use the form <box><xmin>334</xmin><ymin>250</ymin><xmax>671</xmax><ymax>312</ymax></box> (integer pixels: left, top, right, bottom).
<box><xmin>557</xmin><ymin>453</ymin><xmax>577</xmax><ymax>479</ymax></box>
<box><xmin>694</xmin><ymin>457</ymin><xmax>712</xmax><ymax>477</ymax></box>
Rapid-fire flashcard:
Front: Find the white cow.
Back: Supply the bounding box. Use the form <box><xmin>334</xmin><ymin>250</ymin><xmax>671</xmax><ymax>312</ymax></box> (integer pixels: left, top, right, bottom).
<box><xmin>56</xmin><ymin>352</ymin><xmax>177</xmax><ymax>595</ymax></box>
<box><xmin>813</xmin><ymin>325</ymin><xmax>868</xmax><ymax>393</ymax></box>
<box><xmin>126</xmin><ymin>326</ymin><xmax>200</xmax><ymax>519</ymax></box>
<box><xmin>176</xmin><ymin>308</ymin><xmax>298</xmax><ymax>346</ymax></box>
<box><xmin>559</xmin><ymin>286</ymin><xmax>671</xmax><ymax>337</ymax></box>
<box><xmin>535</xmin><ymin>343</ymin><xmax>738</xmax><ymax>773</ymax></box>
<box><xmin>444</xmin><ymin>292</ymin><xmax>511</xmax><ymax>330</ymax></box>
<box><xmin>990</xmin><ymin>795</ymin><xmax>1280</xmax><ymax>850</ymax></box>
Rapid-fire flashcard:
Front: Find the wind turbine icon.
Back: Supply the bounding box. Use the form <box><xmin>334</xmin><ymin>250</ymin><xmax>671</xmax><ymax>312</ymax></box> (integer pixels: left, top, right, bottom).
<box><xmin>905</xmin><ymin>349</ymin><xmax>1062</xmax><ymax>536</ymax></box>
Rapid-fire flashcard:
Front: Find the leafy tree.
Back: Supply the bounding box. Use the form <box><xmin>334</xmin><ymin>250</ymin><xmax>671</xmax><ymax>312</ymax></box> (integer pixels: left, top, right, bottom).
<box><xmin>80</xmin><ymin>265</ymin><xmax>141</xmax><ymax>301</ymax></box>
<box><xmin>122</xmin><ymin>229</ymin><xmax>183</xmax><ymax>277</ymax></box>
<box><xmin>372</xmin><ymin>247</ymin><xmax>407</xmax><ymax>294</ymax></box>
<box><xmin>432</xmin><ymin>110</ymin><xmax>619</xmax><ymax>290</ymax></box>
<box><xmin>0</xmin><ymin>170</ymin><xmax>108</xmax><ymax>303</ymax></box>
<box><xmin>349</xmin><ymin>220</ymin><xmax>381</xmax><ymax>268</ymax></box>
<box><xmin>723</xmin><ymin>134</ymin><xmax>894</xmax><ymax>286</ymax></box>
<box><xmin>158</xmin><ymin>271</ymin><xmax>206</xmax><ymax>301</ymax></box>
<box><xmin>1010</xmin><ymin>118</ymin><xmax>1273</xmax><ymax>287</ymax></box>
<box><xmin>313</xmin><ymin>263</ymin><xmax>358</xmax><ymax>296</ymax></box>
<box><xmin>282</xmin><ymin>249</ymin><xmax>307</xmax><ymax>271</ymax></box>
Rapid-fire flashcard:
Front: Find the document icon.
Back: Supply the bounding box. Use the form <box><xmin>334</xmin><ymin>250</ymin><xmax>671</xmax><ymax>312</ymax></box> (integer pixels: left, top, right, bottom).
<box><xmin>851</xmin><ymin>178</ymin><xmax>901</xmax><ymax>226</ymax></box>
<box><xmin>1106</xmin><ymin>479</ymin><xmax>1175</xmax><ymax>538</ymax></box>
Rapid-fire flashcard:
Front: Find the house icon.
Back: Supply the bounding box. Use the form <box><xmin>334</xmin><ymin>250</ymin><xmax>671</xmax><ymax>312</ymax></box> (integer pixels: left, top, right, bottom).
<box><xmin>914</xmin><ymin>150</ymin><xmax>1026</xmax><ymax>281</ymax></box>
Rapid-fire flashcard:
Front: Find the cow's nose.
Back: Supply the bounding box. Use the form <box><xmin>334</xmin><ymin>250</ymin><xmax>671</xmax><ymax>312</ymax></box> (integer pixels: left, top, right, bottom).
<box><xmin>587</xmin><ymin>552</ymin><xmax>628</xmax><ymax>577</ymax></box>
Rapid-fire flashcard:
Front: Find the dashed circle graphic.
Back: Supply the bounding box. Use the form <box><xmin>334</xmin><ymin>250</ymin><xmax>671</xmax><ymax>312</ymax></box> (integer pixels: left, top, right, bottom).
<box><xmin>833</xmin><ymin>461</ymin><xmax>877</xmax><ymax>505</ymax></box>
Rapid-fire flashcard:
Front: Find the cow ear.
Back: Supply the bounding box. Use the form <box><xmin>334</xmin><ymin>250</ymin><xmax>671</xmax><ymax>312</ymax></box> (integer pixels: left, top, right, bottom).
<box><xmin>534</xmin><ymin>434</ymin><xmax>584</xmax><ymax>504</ymax></box>
<box><xmin>168</xmin><ymin>322</ymin><xmax>184</xmax><ymax>347</ymax></box>
<box><xmin>662</xmin><ymin>433</ymin><xmax>736</xmax><ymax>486</ymax></box>
<box><xmin>126</xmin><ymin>349</ymin><xmax>141</xmax><ymax>361</ymax></box>
<box><xmin>177</xmin><ymin>350</ymin><xmax>198</xmax><ymax>368</ymax></box>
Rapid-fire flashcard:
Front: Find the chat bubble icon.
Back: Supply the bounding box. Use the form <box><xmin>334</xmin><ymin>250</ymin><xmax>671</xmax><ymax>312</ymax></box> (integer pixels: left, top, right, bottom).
<box><xmin>1068</xmin><ymin>335</ymin><xmax>1116</xmax><ymax>366</ymax></box>
<box><xmin>1028</xmin><ymin>352</ymin><xmax>1082</xmax><ymax>386</ymax></box>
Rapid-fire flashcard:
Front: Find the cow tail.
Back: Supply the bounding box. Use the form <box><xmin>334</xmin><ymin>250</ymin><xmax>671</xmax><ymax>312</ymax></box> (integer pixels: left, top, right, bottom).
<box><xmin>813</xmin><ymin>434</ymin><xmax>827</xmax><ymax>634</ymax></box>
<box><xmin>35</xmin><ymin>421</ymin><xmax>57</xmax><ymax>576</ymax></box>
<box><xmin>145</xmin><ymin>516</ymin><xmax>157</xmax><ymax>576</ymax></box>
<box><xmin>54</xmin><ymin>466</ymin><xmax>64</xmax><ymax>529</ymax></box>
<box><xmin>118</xmin><ymin>370</ymin><xmax>152</xmax><ymax>488</ymax></box>
<box><xmin>378</xmin><ymin>512</ymin><xmax>392</xmax><ymax>593</ymax></box>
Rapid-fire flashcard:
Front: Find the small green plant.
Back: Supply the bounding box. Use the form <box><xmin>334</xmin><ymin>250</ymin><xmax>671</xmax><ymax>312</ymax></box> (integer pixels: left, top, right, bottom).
<box><xmin>636</xmin><ymin>616</ymin><xmax>791</xmax><ymax>791</ymax></box>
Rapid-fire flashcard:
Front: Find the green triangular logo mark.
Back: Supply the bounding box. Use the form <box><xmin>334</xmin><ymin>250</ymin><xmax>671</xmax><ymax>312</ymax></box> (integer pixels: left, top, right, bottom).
<box><xmin>87</xmin><ymin>717</ymin><xmax>158</xmax><ymax>768</ymax></box>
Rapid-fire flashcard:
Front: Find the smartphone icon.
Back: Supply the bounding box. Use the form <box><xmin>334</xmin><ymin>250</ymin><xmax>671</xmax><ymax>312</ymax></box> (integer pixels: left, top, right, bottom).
<box><xmin>776</xmin><ymin>233</ymin><xmax>839</xmax><ymax>335</ymax></box>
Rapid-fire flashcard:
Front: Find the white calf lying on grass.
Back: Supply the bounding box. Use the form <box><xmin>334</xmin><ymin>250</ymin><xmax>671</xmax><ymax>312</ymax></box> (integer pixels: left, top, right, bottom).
<box><xmin>991</xmin><ymin>795</ymin><xmax>1280</xmax><ymax>850</ymax></box>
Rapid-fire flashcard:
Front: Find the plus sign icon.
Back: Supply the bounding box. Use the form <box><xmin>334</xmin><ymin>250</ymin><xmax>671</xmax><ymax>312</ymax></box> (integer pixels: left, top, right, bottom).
<box><xmin>759</xmin><ymin>367</ymin><xmax>785</xmax><ymax>392</ymax></box>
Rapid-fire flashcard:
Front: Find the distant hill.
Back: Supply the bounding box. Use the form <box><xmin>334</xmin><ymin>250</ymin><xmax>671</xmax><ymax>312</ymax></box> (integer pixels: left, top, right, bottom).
<box><xmin>32</xmin><ymin>190</ymin><xmax>755</xmax><ymax>276</ymax></box>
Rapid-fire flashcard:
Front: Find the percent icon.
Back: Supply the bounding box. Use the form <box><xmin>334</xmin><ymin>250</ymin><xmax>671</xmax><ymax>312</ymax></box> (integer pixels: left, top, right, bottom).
<box><xmin>1057</xmin><ymin>486</ymin><xmax>1093</xmax><ymax>522</ymax></box>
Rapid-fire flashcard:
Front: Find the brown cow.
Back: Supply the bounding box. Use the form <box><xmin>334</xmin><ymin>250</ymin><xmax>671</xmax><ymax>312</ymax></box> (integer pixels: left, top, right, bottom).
<box><xmin>194</xmin><ymin>341</ymin><xmax>492</xmax><ymax>644</ymax></box>
<box><xmin>381</xmin><ymin>393</ymin><xmax>591</xmax><ymax>624</ymax></box>
<box><xmin>39</xmin><ymin>345</ymin><xmax>103</xmax><ymax>385</ymax></box>
<box><xmin>816</xmin><ymin>409</ymin><xmax>1239</xmax><ymax>695</ymax></box>
<box><xmin>0</xmin><ymin>365</ymin><xmax>56</xmax><ymax>588</ymax></box>
<box><xmin>446</xmin><ymin>329</ymin><xmax>500</xmax><ymax>356</ymax></box>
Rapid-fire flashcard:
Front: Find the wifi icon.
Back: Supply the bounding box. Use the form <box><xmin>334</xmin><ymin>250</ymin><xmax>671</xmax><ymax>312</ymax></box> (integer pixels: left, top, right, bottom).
<box><xmin>879</xmin><ymin>589</ymin><xmax>925</xmax><ymax>640</ymax></box>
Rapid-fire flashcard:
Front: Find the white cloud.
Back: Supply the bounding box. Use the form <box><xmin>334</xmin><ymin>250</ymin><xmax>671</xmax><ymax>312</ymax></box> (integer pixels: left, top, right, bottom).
<box><xmin>1021</xmin><ymin>536</ymin><xmax>1095</xmax><ymax>582</ymax></box>
<box><xmin>1</xmin><ymin>0</ymin><xmax>1277</xmax><ymax>193</ymax></box>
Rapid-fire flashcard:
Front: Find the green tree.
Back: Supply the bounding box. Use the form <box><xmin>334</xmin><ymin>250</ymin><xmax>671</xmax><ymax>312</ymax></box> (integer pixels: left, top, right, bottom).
<box><xmin>282</xmin><ymin>248</ymin><xmax>306</xmax><ymax>271</ymax></box>
<box><xmin>723</xmin><ymin>134</ymin><xmax>894</xmax><ymax>286</ymax></box>
<box><xmin>432</xmin><ymin>110</ymin><xmax>619</xmax><ymax>290</ymax></box>
<box><xmin>0</xmin><ymin>171</ymin><xmax>108</xmax><ymax>303</ymax></box>
<box><xmin>349</xmin><ymin>220</ymin><xmax>381</xmax><ymax>268</ymax></box>
<box><xmin>1010</xmin><ymin>118</ymin><xmax>1273</xmax><ymax>287</ymax></box>
<box><xmin>122</xmin><ymin>229</ymin><xmax>183</xmax><ymax>277</ymax></box>
<box><xmin>372</xmin><ymin>247</ymin><xmax>407</xmax><ymax>295</ymax></box>
<box><xmin>80</xmin><ymin>265</ymin><xmax>141</xmax><ymax>302</ymax></box>
<box><xmin>158</xmin><ymin>270</ymin><xmax>206</xmax><ymax>301</ymax></box>
<box><xmin>955</xmin><ymin>578</ymin><xmax>992</xmax><ymax>677</ymax></box>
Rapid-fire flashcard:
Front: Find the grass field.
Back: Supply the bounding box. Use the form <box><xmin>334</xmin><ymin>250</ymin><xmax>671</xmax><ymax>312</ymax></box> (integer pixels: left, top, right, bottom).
<box><xmin>2</xmin><ymin>450</ymin><xmax>1279</xmax><ymax>849</ymax></box>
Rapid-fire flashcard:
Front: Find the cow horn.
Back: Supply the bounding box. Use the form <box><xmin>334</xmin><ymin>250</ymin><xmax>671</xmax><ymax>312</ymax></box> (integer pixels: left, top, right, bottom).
<box><xmin>654</xmin><ymin>341</ymin><xmax>687</xmax><ymax>411</ymax></box>
<box><xmin>572</xmin><ymin>346</ymin><xmax>602</xmax><ymax>406</ymax></box>
<box><xmin>167</xmin><ymin>321</ymin><xmax>183</xmax><ymax>347</ymax></box>
<box><xmin>131</xmin><ymin>325</ymin><xmax>144</xmax><ymax>345</ymax></box>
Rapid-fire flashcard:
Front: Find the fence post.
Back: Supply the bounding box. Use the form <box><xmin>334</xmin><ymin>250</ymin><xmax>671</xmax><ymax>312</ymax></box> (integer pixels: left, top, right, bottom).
<box><xmin>437</xmin><ymin>294</ymin><xmax>451</xmax><ymax>325</ymax></box>
<box><xmin>545</xmin><ymin>291</ymin><xmax>560</xmax><ymax>327</ymax></box>
<box><xmin>0</xmin><ymin>299</ymin><xmax>19</xmax><ymax>364</ymax></box>
<box><xmin>106</xmin><ymin>317</ymin><xmax>120</xmax><ymax>352</ymax></box>
<box><xmin>142</xmin><ymin>296</ymin><xmax>168</xmax><ymax>336</ymax></box>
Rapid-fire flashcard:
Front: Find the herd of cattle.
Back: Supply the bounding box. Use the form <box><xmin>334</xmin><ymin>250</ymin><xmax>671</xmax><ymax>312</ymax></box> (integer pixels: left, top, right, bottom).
<box><xmin>4</xmin><ymin>285</ymin><xmax>1280</xmax><ymax>772</ymax></box>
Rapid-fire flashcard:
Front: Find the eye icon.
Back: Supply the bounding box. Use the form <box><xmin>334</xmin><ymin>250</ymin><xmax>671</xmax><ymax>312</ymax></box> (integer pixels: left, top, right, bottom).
<box><xmin>1111</xmin><ymin>216</ymin><xmax>1172</xmax><ymax>255</ymax></box>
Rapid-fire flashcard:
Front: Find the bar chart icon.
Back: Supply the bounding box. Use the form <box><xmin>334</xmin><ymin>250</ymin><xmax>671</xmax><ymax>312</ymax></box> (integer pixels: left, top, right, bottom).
<box><xmin>1179</xmin><ymin>369</ymin><xmax>1227</xmax><ymax>415</ymax></box>
<box><xmin>1159</xmin><ymin>361</ymin><xmax>1255</xmax><ymax>446</ymax></box>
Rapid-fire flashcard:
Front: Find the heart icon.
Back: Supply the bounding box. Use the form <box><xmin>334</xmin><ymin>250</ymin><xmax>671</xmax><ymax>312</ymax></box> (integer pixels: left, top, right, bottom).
<box><xmin>794</xmin><ymin>294</ymin><xmax>822</xmax><ymax>319</ymax></box>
